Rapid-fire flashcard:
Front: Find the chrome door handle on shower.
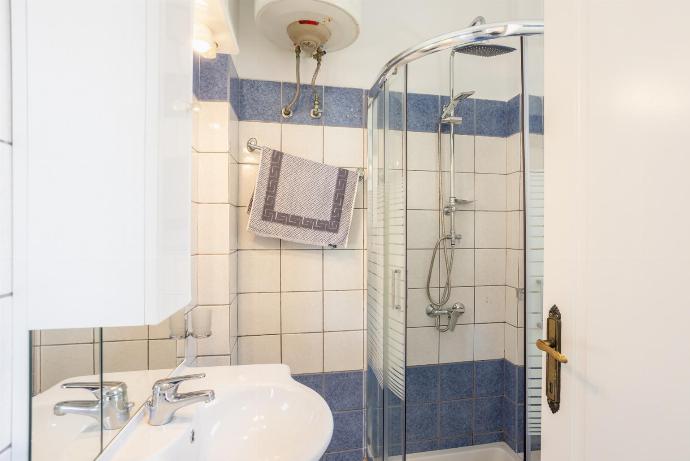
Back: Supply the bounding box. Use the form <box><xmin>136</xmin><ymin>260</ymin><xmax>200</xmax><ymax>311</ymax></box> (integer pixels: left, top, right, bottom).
<box><xmin>392</xmin><ymin>269</ymin><xmax>402</xmax><ymax>310</ymax></box>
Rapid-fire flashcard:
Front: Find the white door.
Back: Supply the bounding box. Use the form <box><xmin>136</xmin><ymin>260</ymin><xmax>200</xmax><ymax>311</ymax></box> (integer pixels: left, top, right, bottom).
<box><xmin>543</xmin><ymin>1</ymin><xmax>690</xmax><ymax>460</ymax></box>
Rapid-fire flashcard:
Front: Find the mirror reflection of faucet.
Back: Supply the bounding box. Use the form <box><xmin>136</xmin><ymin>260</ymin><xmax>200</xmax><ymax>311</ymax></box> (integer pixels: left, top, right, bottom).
<box><xmin>53</xmin><ymin>381</ymin><xmax>134</xmax><ymax>430</ymax></box>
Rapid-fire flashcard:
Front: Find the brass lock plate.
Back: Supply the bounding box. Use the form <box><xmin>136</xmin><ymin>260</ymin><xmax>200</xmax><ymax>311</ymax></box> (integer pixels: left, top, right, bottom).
<box><xmin>544</xmin><ymin>305</ymin><xmax>563</xmax><ymax>413</ymax></box>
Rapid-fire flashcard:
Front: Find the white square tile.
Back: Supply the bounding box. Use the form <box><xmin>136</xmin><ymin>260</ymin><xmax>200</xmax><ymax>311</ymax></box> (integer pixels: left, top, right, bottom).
<box><xmin>324</xmin><ymin>290</ymin><xmax>363</xmax><ymax>331</ymax></box>
<box><xmin>41</xmin><ymin>328</ymin><xmax>94</xmax><ymax>345</ymax></box>
<box><xmin>439</xmin><ymin>323</ymin><xmax>474</xmax><ymax>363</ymax></box>
<box><xmin>406</xmin><ymin>288</ymin><xmax>435</xmax><ymax>328</ymax></box>
<box><xmin>506</xmin><ymin>211</ymin><xmax>523</xmax><ymax>250</ymax></box>
<box><xmin>475</xmin><ymin>249</ymin><xmax>506</xmax><ymax>286</ymax></box>
<box><xmin>448</xmin><ymin>134</ymin><xmax>475</xmax><ymax>173</ymax></box>
<box><xmin>0</xmin><ymin>143</ymin><xmax>10</xmax><ymax>294</ymax></box>
<box><xmin>197</xmin><ymin>255</ymin><xmax>230</xmax><ymax>304</ymax></box>
<box><xmin>282</xmin><ymin>333</ymin><xmax>324</xmax><ymax>374</ymax></box>
<box><xmin>406</xmin><ymin>327</ymin><xmax>438</xmax><ymax>366</ymax></box>
<box><xmin>239</xmin><ymin>121</ymin><xmax>281</xmax><ymax>164</ymax></box>
<box><xmin>190</xmin><ymin>255</ymin><xmax>199</xmax><ymax>308</ymax></box>
<box><xmin>475</xmin><ymin>286</ymin><xmax>506</xmax><ymax>323</ymax></box>
<box><xmin>238</xmin><ymin>163</ymin><xmax>258</xmax><ymax>207</ymax></box>
<box><xmin>475</xmin><ymin>136</ymin><xmax>507</xmax><ymax>174</ymax></box>
<box><xmin>195</xmin><ymin>305</ymin><xmax>230</xmax><ymax>355</ymax></box>
<box><xmin>238</xmin><ymin>206</ymin><xmax>280</xmax><ymax>249</ymax></box>
<box><xmin>101</xmin><ymin>340</ymin><xmax>148</xmax><ymax>373</ymax></box>
<box><xmin>148</xmin><ymin>314</ymin><xmax>174</xmax><ymax>339</ymax></box>
<box><xmin>323</xmin><ymin>250</ymin><xmax>363</xmax><ymax>290</ymax></box>
<box><xmin>407</xmin><ymin>210</ymin><xmax>439</xmax><ymax>249</ymax></box>
<box><xmin>238</xmin><ymin>250</ymin><xmax>280</xmax><ymax>293</ymax></box>
<box><xmin>407</xmin><ymin>171</ymin><xmax>438</xmax><ymax>209</ymax></box>
<box><xmin>229</xmin><ymin>204</ymin><xmax>238</xmax><ymax>251</ymax></box>
<box><xmin>474</xmin><ymin>323</ymin><xmax>505</xmax><ymax>360</ymax></box>
<box><xmin>281</xmin><ymin>291</ymin><xmax>323</xmax><ymax>333</ymax></box>
<box><xmin>229</xmin><ymin>296</ymin><xmax>238</xmax><ymax>345</ymax></box>
<box><xmin>407</xmin><ymin>249</ymin><xmax>438</xmax><ymax>289</ymax></box>
<box><xmin>149</xmin><ymin>339</ymin><xmax>177</xmax><ymax>370</ymax></box>
<box><xmin>506</xmin><ymin>249</ymin><xmax>523</xmax><ymax>288</ymax></box>
<box><xmin>197</xmin><ymin>153</ymin><xmax>229</xmax><ymax>203</ymax></box>
<box><xmin>101</xmin><ymin>326</ymin><xmax>148</xmax><ymax>342</ymax></box>
<box><xmin>453</xmin><ymin>210</ymin><xmax>475</xmax><ymax>248</ymax></box>
<box><xmin>506</xmin><ymin>172</ymin><xmax>523</xmax><ymax>211</ymax></box>
<box><xmin>191</xmin><ymin>202</ymin><xmax>199</xmax><ymax>255</ymax></box>
<box><xmin>504</xmin><ymin>323</ymin><xmax>518</xmax><ymax>364</ymax></box>
<box><xmin>324</xmin><ymin>126</ymin><xmax>364</xmax><ymax>168</ymax></box>
<box><xmin>324</xmin><ymin>330</ymin><xmax>363</xmax><ymax>371</ymax></box>
<box><xmin>195</xmin><ymin>101</ymin><xmax>229</xmax><ymax>152</ymax></box>
<box><xmin>228</xmin><ymin>251</ymin><xmax>238</xmax><ymax>299</ymax></box>
<box><xmin>507</xmin><ymin>133</ymin><xmax>522</xmax><ymax>173</ymax></box>
<box><xmin>281</xmin><ymin>250</ymin><xmax>323</xmax><ymax>291</ymax></box>
<box><xmin>505</xmin><ymin>286</ymin><xmax>519</xmax><ymax>326</ymax></box>
<box><xmin>40</xmin><ymin>344</ymin><xmax>94</xmax><ymax>391</ymax></box>
<box><xmin>475</xmin><ymin>174</ymin><xmax>506</xmax><ymax>211</ymax></box>
<box><xmin>407</xmin><ymin>131</ymin><xmax>437</xmax><ymax>171</ymax></box>
<box><xmin>195</xmin><ymin>355</ymin><xmax>231</xmax><ymax>367</ymax></box>
<box><xmin>228</xmin><ymin>160</ymin><xmax>239</xmax><ymax>206</ymax></box>
<box><xmin>282</xmin><ymin>124</ymin><xmax>323</xmax><ymax>163</ymax></box>
<box><xmin>475</xmin><ymin>211</ymin><xmax>507</xmax><ymax>248</ymax></box>
<box><xmin>238</xmin><ymin>293</ymin><xmax>280</xmax><ymax>335</ymax></box>
<box><xmin>238</xmin><ymin>335</ymin><xmax>281</xmax><ymax>365</ymax></box>
<box><xmin>197</xmin><ymin>204</ymin><xmax>230</xmax><ymax>254</ymax></box>
<box><xmin>447</xmin><ymin>248</ymin><xmax>474</xmax><ymax>287</ymax></box>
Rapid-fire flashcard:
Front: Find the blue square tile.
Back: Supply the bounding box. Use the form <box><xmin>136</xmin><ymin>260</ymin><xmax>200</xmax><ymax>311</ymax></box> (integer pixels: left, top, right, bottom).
<box><xmin>366</xmin><ymin>367</ymin><xmax>383</xmax><ymax>409</ymax></box>
<box><xmin>388</xmin><ymin>444</ymin><xmax>403</xmax><ymax>456</ymax></box>
<box><xmin>324</xmin><ymin>371</ymin><xmax>363</xmax><ymax>411</ymax></box>
<box><xmin>322</xmin><ymin>449</ymin><xmax>364</xmax><ymax>461</ymax></box>
<box><xmin>506</xmin><ymin>95</ymin><xmax>521</xmax><ymax>136</ymax></box>
<box><xmin>388</xmin><ymin>405</ymin><xmax>404</xmax><ymax>446</ymax></box>
<box><xmin>474</xmin><ymin>397</ymin><xmax>502</xmax><ymax>433</ymax></box>
<box><xmin>529</xmin><ymin>95</ymin><xmax>544</xmax><ymax>134</ymax></box>
<box><xmin>439</xmin><ymin>434</ymin><xmax>473</xmax><ymax>450</ymax></box>
<box><xmin>405</xmin><ymin>403</ymin><xmax>438</xmax><ymax>441</ymax></box>
<box><xmin>407</xmin><ymin>439</ymin><xmax>439</xmax><ymax>453</ymax></box>
<box><xmin>228</xmin><ymin>56</ymin><xmax>240</xmax><ymax>118</ymax></box>
<box><xmin>440</xmin><ymin>399</ymin><xmax>472</xmax><ymax>437</ymax></box>
<box><xmin>475</xmin><ymin>360</ymin><xmax>504</xmax><ymax>397</ymax></box>
<box><xmin>239</xmin><ymin>79</ymin><xmax>282</xmax><ymax>122</ymax></box>
<box><xmin>502</xmin><ymin>396</ymin><xmax>517</xmax><ymax>441</ymax></box>
<box><xmin>328</xmin><ymin>410</ymin><xmax>363</xmax><ymax>452</ymax></box>
<box><xmin>503</xmin><ymin>359</ymin><xmax>517</xmax><ymax>401</ymax></box>
<box><xmin>517</xmin><ymin>366</ymin><xmax>525</xmax><ymax>404</ymax></box>
<box><xmin>407</xmin><ymin>93</ymin><xmax>439</xmax><ymax>133</ymax></box>
<box><xmin>406</xmin><ymin>365</ymin><xmax>439</xmax><ymax>403</ymax></box>
<box><xmin>293</xmin><ymin>373</ymin><xmax>324</xmax><ymax>396</ymax></box>
<box><xmin>324</xmin><ymin>86</ymin><xmax>364</xmax><ymax>128</ymax></box>
<box><xmin>473</xmin><ymin>431</ymin><xmax>503</xmax><ymax>445</ymax></box>
<box><xmin>387</xmin><ymin>90</ymin><xmax>404</xmax><ymax>131</ymax></box>
<box><xmin>476</xmin><ymin>99</ymin><xmax>508</xmax><ymax>137</ymax></box>
<box><xmin>281</xmin><ymin>82</ymin><xmax>324</xmax><ymax>126</ymax></box>
<box><xmin>199</xmin><ymin>53</ymin><xmax>229</xmax><ymax>101</ymax></box>
<box><xmin>440</xmin><ymin>362</ymin><xmax>473</xmax><ymax>401</ymax></box>
<box><xmin>192</xmin><ymin>53</ymin><xmax>201</xmax><ymax>99</ymax></box>
<box><xmin>440</xmin><ymin>96</ymin><xmax>475</xmax><ymax>135</ymax></box>
<box><xmin>385</xmin><ymin>387</ymin><xmax>402</xmax><ymax>407</ymax></box>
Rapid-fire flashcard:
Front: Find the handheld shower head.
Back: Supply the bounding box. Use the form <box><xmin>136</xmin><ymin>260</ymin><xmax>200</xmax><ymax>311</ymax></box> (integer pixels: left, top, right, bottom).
<box><xmin>441</xmin><ymin>90</ymin><xmax>475</xmax><ymax>123</ymax></box>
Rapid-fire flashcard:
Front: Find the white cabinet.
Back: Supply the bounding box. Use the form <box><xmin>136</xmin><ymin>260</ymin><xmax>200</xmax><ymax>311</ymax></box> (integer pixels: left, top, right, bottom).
<box><xmin>12</xmin><ymin>0</ymin><xmax>193</xmax><ymax>329</ymax></box>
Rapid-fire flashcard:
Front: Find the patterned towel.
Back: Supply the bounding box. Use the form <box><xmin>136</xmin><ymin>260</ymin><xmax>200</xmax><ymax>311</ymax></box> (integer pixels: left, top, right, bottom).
<box><xmin>247</xmin><ymin>148</ymin><xmax>360</xmax><ymax>247</ymax></box>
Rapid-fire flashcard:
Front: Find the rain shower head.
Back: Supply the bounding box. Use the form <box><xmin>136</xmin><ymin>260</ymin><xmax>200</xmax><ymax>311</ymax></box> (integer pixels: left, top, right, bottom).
<box><xmin>453</xmin><ymin>43</ymin><xmax>516</xmax><ymax>57</ymax></box>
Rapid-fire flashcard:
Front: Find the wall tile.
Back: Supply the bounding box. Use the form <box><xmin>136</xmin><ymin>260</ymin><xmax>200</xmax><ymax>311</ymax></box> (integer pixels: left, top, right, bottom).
<box><xmin>476</xmin><ymin>99</ymin><xmax>507</xmax><ymax>137</ymax></box>
<box><xmin>199</xmin><ymin>54</ymin><xmax>229</xmax><ymax>101</ymax></box>
<box><xmin>41</xmin><ymin>328</ymin><xmax>94</xmax><ymax>345</ymax></box>
<box><xmin>195</xmin><ymin>306</ymin><xmax>230</xmax><ymax>355</ymax></box>
<box><xmin>195</xmin><ymin>101</ymin><xmax>230</xmax><ymax>152</ymax></box>
<box><xmin>406</xmin><ymin>365</ymin><xmax>439</xmax><ymax>403</ymax></box>
<box><xmin>323</xmin><ymin>250</ymin><xmax>363</xmax><ymax>290</ymax></box>
<box><xmin>197</xmin><ymin>254</ymin><xmax>230</xmax><ymax>304</ymax></box>
<box><xmin>474</xmin><ymin>323</ymin><xmax>505</xmax><ymax>360</ymax></box>
<box><xmin>281</xmin><ymin>249</ymin><xmax>323</xmax><ymax>291</ymax></box>
<box><xmin>475</xmin><ymin>174</ymin><xmax>507</xmax><ymax>211</ymax></box>
<box><xmin>197</xmin><ymin>204</ymin><xmax>230</xmax><ymax>254</ymax></box>
<box><xmin>282</xmin><ymin>332</ymin><xmax>323</xmax><ymax>374</ymax></box>
<box><xmin>439</xmin><ymin>324</ymin><xmax>474</xmax><ymax>363</ymax></box>
<box><xmin>324</xmin><ymin>126</ymin><xmax>364</xmax><ymax>168</ymax></box>
<box><xmin>238</xmin><ymin>163</ymin><xmax>258</xmax><ymax>207</ymax></box>
<box><xmin>237</xmin><ymin>206</ymin><xmax>280</xmax><ymax>250</ymax></box>
<box><xmin>407</xmin><ymin>327</ymin><xmax>438</xmax><ymax>366</ymax></box>
<box><xmin>149</xmin><ymin>339</ymin><xmax>178</xmax><ymax>369</ymax></box>
<box><xmin>100</xmin><ymin>340</ymin><xmax>148</xmax><ymax>373</ymax></box>
<box><xmin>475</xmin><ymin>249</ymin><xmax>506</xmax><ymax>286</ymax></box>
<box><xmin>474</xmin><ymin>359</ymin><xmax>504</xmax><ymax>397</ymax></box>
<box><xmin>406</xmin><ymin>403</ymin><xmax>438</xmax><ymax>441</ymax></box>
<box><xmin>439</xmin><ymin>362</ymin><xmax>473</xmax><ymax>401</ymax></box>
<box><xmin>238</xmin><ymin>335</ymin><xmax>281</xmax><ymax>365</ymax></box>
<box><xmin>238</xmin><ymin>121</ymin><xmax>281</xmax><ymax>164</ymax></box>
<box><xmin>407</xmin><ymin>93</ymin><xmax>439</xmax><ymax>133</ymax></box>
<box><xmin>281</xmin><ymin>82</ymin><xmax>324</xmax><ymax>126</ymax></box>
<box><xmin>197</xmin><ymin>153</ymin><xmax>229</xmax><ymax>203</ymax></box>
<box><xmin>101</xmin><ymin>326</ymin><xmax>148</xmax><ymax>342</ymax></box>
<box><xmin>439</xmin><ymin>399</ymin><xmax>472</xmax><ymax>437</ymax></box>
<box><xmin>475</xmin><ymin>211</ymin><xmax>507</xmax><ymax>249</ymax></box>
<box><xmin>324</xmin><ymin>330</ymin><xmax>363</xmax><ymax>371</ymax></box>
<box><xmin>238</xmin><ymin>293</ymin><xmax>280</xmax><ymax>336</ymax></box>
<box><xmin>475</xmin><ymin>136</ymin><xmax>507</xmax><ymax>174</ymax></box>
<box><xmin>323</xmin><ymin>290</ymin><xmax>363</xmax><ymax>331</ymax></box>
<box><xmin>323</xmin><ymin>371</ymin><xmax>363</xmax><ymax>412</ymax></box>
<box><xmin>238</xmin><ymin>250</ymin><xmax>280</xmax><ymax>293</ymax></box>
<box><xmin>328</xmin><ymin>410</ymin><xmax>363</xmax><ymax>452</ymax></box>
<box><xmin>281</xmin><ymin>291</ymin><xmax>323</xmax><ymax>333</ymax></box>
<box><xmin>474</xmin><ymin>396</ymin><xmax>503</xmax><ymax>433</ymax></box>
<box><xmin>475</xmin><ymin>286</ymin><xmax>506</xmax><ymax>323</ymax></box>
<box><xmin>281</xmin><ymin>123</ymin><xmax>323</xmax><ymax>163</ymax></box>
<box><xmin>323</xmin><ymin>86</ymin><xmax>364</xmax><ymax>128</ymax></box>
<box><xmin>239</xmin><ymin>79</ymin><xmax>281</xmax><ymax>123</ymax></box>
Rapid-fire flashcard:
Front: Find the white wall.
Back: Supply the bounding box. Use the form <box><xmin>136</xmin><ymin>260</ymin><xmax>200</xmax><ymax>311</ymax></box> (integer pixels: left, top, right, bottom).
<box><xmin>235</xmin><ymin>0</ymin><xmax>533</xmax><ymax>99</ymax></box>
<box><xmin>0</xmin><ymin>0</ymin><xmax>12</xmax><ymax>457</ymax></box>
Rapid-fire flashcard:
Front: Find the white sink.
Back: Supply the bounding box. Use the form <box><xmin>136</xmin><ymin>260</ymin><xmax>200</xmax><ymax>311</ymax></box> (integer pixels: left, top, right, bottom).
<box><xmin>99</xmin><ymin>364</ymin><xmax>334</xmax><ymax>461</ymax></box>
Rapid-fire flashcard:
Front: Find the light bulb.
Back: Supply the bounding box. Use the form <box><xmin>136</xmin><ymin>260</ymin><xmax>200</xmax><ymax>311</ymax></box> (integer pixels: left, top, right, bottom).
<box><xmin>193</xmin><ymin>23</ymin><xmax>217</xmax><ymax>59</ymax></box>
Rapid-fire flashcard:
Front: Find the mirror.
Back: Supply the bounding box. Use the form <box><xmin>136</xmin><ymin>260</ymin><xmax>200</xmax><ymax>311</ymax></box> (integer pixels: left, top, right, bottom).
<box><xmin>30</xmin><ymin>310</ymin><xmax>185</xmax><ymax>461</ymax></box>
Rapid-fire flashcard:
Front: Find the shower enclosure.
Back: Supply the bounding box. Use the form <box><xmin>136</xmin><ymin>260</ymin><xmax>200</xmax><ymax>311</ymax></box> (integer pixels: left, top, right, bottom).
<box><xmin>366</xmin><ymin>21</ymin><xmax>544</xmax><ymax>461</ymax></box>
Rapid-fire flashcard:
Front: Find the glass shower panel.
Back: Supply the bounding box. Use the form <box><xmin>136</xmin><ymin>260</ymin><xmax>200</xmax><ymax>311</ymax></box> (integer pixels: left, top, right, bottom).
<box><xmin>523</xmin><ymin>34</ymin><xmax>545</xmax><ymax>460</ymax></box>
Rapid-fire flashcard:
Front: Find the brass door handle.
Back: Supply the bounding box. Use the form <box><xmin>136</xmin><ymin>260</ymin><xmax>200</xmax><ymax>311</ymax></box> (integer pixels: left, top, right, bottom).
<box><xmin>536</xmin><ymin>339</ymin><xmax>568</xmax><ymax>363</ymax></box>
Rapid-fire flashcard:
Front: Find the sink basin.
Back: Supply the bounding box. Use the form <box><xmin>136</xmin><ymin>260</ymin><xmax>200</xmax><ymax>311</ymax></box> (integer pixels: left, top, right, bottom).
<box><xmin>99</xmin><ymin>364</ymin><xmax>334</xmax><ymax>461</ymax></box>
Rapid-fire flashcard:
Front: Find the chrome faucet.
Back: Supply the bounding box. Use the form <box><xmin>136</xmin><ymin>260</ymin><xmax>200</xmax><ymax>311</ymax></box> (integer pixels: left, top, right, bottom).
<box><xmin>54</xmin><ymin>381</ymin><xmax>133</xmax><ymax>430</ymax></box>
<box><xmin>147</xmin><ymin>373</ymin><xmax>215</xmax><ymax>426</ymax></box>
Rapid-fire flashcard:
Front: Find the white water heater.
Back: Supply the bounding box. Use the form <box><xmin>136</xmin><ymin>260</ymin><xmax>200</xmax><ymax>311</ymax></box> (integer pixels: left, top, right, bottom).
<box><xmin>254</xmin><ymin>0</ymin><xmax>362</xmax><ymax>54</ymax></box>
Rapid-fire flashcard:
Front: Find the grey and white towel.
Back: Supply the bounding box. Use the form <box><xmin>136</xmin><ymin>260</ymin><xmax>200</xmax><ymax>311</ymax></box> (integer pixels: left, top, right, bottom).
<box><xmin>247</xmin><ymin>147</ymin><xmax>359</xmax><ymax>247</ymax></box>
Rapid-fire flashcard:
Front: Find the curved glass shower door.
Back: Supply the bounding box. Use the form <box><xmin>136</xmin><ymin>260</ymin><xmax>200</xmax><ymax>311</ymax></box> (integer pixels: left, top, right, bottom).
<box><xmin>366</xmin><ymin>69</ymin><xmax>407</xmax><ymax>460</ymax></box>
